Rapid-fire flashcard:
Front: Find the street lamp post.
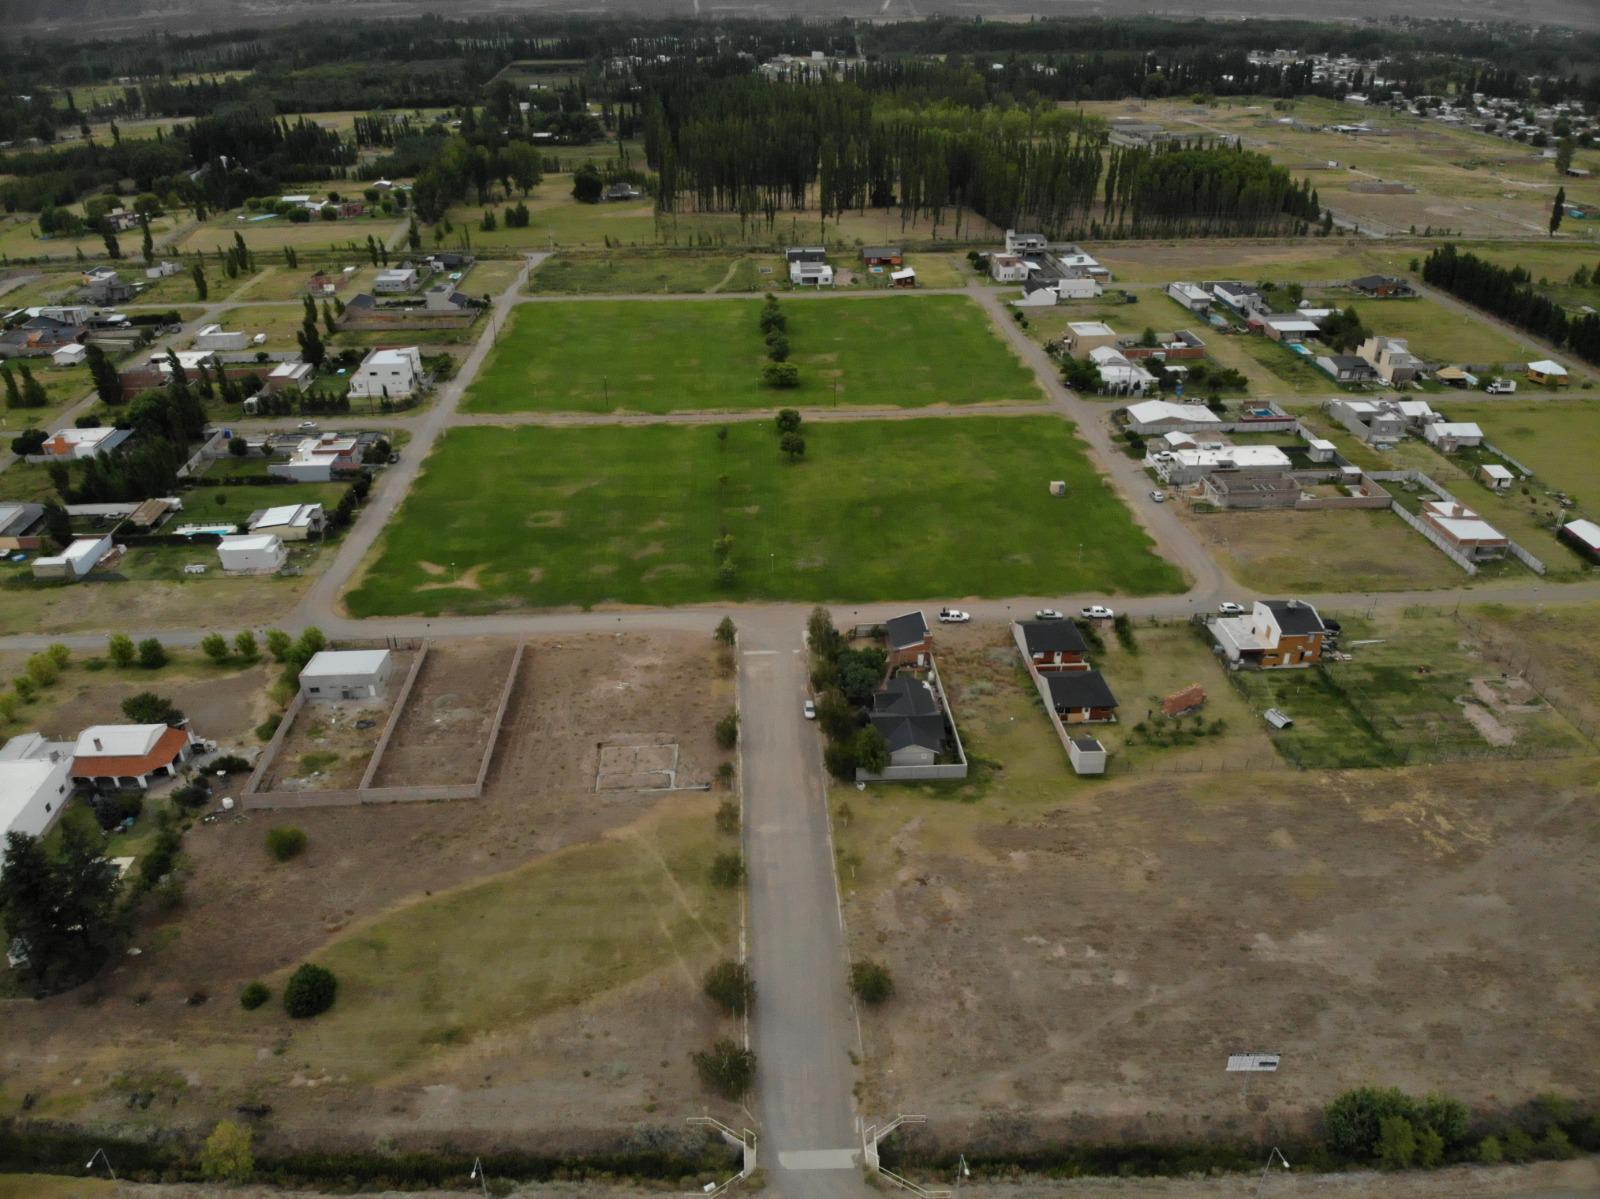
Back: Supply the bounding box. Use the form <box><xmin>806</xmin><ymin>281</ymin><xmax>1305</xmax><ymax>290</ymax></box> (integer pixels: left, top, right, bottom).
<box><xmin>470</xmin><ymin>1156</ymin><xmax>490</xmax><ymax>1198</ymax></box>
<box><xmin>85</xmin><ymin>1148</ymin><xmax>117</xmax><ymax>1181</ymax></box>
<box><xmin>1254</xmin><ymin>1146</ymin><xmax>1290</xmax><ymax>1196</ymax></box>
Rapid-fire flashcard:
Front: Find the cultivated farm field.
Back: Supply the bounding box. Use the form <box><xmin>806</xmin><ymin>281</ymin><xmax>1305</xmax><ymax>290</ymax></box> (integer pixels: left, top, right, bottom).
<box><xmin>463</xmin><ymin>294</ymin><xmax>1043</xmax><ymax>414</ymax></box>
<box><xmin>343</xmin><ymin>417</ymin><xmax>1184</xmax><ymax>615</ymax></box>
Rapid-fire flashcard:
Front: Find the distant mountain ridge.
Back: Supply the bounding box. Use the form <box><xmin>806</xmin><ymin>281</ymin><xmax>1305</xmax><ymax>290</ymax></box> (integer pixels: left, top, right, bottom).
<box><xmin>2</xmin><ymin>0</ymin><xmax>1598</xmax><ymax>37</ymax></box>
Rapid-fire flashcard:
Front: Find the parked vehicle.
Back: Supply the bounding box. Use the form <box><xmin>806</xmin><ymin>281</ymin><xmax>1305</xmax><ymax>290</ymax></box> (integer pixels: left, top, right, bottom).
<box><xmin>1035</xmin><ymin>608</ymin><xmax>1065</xmax><ymax>621</ymax></box>
<box><xmin>1080</xmin><ymin>605</ymin><xmax>1115</xmax><ymax>620</ymax></box>
<box><xmin>1485</xmin><ymin>379</ymin><xmax>1517</xmax><ymax>394</ymax></box>
<box><xmin>1149</xmin><ymin>490</ymin><xmax>1167</xmax><ymax>503</ymax></box>
<box><xmin>1217</xmin><ymin>601</ymin><xmax>1245</xmax><ymax>616</ymax></box>
<box><xmin>938</xmin><ymin>608</ymin><xmax>971</xmax><ymax>623</ymax></box>
<box><xmin>297</xmin><ymin>420</ymin><xmax>320</xmax><ymax>432</ymax></box>
<box><xmin>803</xmin><ymin>699</ymin><xmax>816</xmax><ymax>720</ymax></box>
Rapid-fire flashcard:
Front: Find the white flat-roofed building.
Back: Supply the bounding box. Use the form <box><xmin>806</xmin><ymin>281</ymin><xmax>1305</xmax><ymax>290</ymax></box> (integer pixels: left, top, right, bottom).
<box><xmin>194</xmin><ymin>324</ymin><xmax>249</xmax><ymax>351</ymax></box>
<box><xmin>1122</xmin><ymin>398</ymin><xmax>1225</xmax><ymax>435</ymax></box>
<box><xmin>1420</xmin><ymin>500</ymin><xmax>1507</xmax><ymax>559</ymax></box>
<box><xmin>248</xmin><ymin>503</ymin><xmax>324</xmax><ymax>541</ymax></box>
<box><xmin>1146</xmin><ymin>442</ymin><xmax>1293</xmax><ymax>485</ymax></box>
<box><xmin>299</xmin><ymin>649</ymin><xmax>395</xmax><ymax>702</ymax></box>
<box><xmin>373</xmin><ymin>267</ymin><xmax>421</xmax><ymax>293</ymax></box>
<box><xmin>32</xmin><ymin>535</ymin><xmax>111</xmax><ymax>580</ymax></box>
<box><xmin>0</xmin><ymin>733</ymin><xmax>75</xmax><ymax>847</ymax></box>
<box><xmin>217</xmin><ymin>534</ymin><xmax>287</xmax><ymax>574</ymax></box>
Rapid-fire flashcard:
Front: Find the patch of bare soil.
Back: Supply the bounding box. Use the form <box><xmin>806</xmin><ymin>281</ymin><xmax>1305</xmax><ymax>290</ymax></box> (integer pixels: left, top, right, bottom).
<box><xmin>368</xmin><ymin>641</ymin><xmax>509</xmax><ymax>787</ymax></box>
<box><xmin>0</xmin><ymin>633</ymin><xmax>736</xmax><ymax>1151</ymax></box>
<box><xmin>849</xmin><ymin>758</ymin><xmax>1600</xmax><ymax>1151</ymax></box>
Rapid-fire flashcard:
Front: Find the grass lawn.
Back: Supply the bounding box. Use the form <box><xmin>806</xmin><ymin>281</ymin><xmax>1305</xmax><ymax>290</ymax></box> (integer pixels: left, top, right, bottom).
<box><xmin>0</xmin><ymin>462</ymin><xmax>60</xmax><ymax>504</ymax></box>
<box><xmin>0</xmin><ymin>364</ymin><xmax>92</xmax><ymax>435</ymax></box>
<box><xmin>1348</xmin><ymin>295</ymin><xmax>1531</xmax><ymax>366</ymax></box>
<box><xmin>344</xmin><ymin>417</ymin><xmax>1184</xmax><ymax>616</ymax></box>
<box><xmin>1183</xmin><ymin>506</ymin><xmax>1469</xmax><ymax>593</ymax></box>
<box><xmin>280</xmin><ymin>802</ymin><xmax>735</xmax><ymax>1081</ymax></box>
<box><xmin>0</xmin><ymin>1176</ymin><xmax>114</xmax><ymax>1199</ymax></box>
<box><xmin>0</xmin><ymin>213</ymin><xmax>183</xmax><ymax>264</ymax></box>
<box><xmin>1233</xmin><ymin>608</ymin><xmax>1591</xmax><ymax>769</ymax></box>
<box><xmin>183</xmin><ymin>480</ymin><xmax>349</xmax><ymax>529</ymax></box>
<box><xmin>465</xmin><ymin>295</ymin><xmax>1042</xmax><ymax>414</ymax></box>
<box><xmin>529</xmin><ymin>252</ymin><xmax>766</xmax><ymax>295</ymax></box>
<box><xmin>1093</xmin><ymin>237</ymin><xmax>1400</xmax><ymax>285</ymax></box>
<box><xmin>1435</xmin><ymin>399</ymin><xmax>1600</xmax><ymax>497</ymax></box>
<box><xmin>175</xmin><ymin>213</ymin><xmax>406</xmax><ymax>256</ymax></box>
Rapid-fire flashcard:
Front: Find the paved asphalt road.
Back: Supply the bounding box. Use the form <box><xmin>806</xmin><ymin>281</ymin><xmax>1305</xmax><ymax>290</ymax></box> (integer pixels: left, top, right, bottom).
<box><xmin>739</xmin><ymin>610</ymin><xmax>870</xmax><ymax>1198</ymax></box>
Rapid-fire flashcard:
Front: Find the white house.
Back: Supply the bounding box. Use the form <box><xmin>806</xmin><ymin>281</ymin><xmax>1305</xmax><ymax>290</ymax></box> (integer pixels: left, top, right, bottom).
<box><xmin>32</xmin><ymin>535</ymin><xmax>111</xmax><ymax>581</ymax></box>
<box><xmin>72</xmin><ymin>724</ymin><xmax>195</xmax><ymax>791</ymax></box>
<box><xmin>373</xmin><ymin>267</ymin><xmax>421</xmax><ymax>294</ymax></box>
<box><xmin>1478</xmin><ymin>463</ymin><xmax>1515</xmax><ymax>491</ymax></box>
<box><xmin>51</xmin><ymin>343</ymin><xmax>87</xmax><ymax>367</ymax></box>
<box><xmin>1146</xmin><ymin>441</ymin><xmax>1293</xmax><ymax>485</ymax></box>
<box><xmin>145</xmin><ymin>260</ymin><xmax>181</xmax><ymax>279</ymax></box>
<box><xmin>194</xmin><ymin>324</ymin><xmax>249</xmax><ymax>352</ymax></box>
<box><xmin>29</xmin><ymin>426</ymin><xmax>130</xmax><ymax>461</ymax></box>
<box><xmin>1089</xmin><ymin>345</ymin><xmax>1157</xmax><ymax>396</ymax></box>
<box><xmin>789</xmin><ymin>260</ymin><xmax>834</xmax><ymax>287</ymax></box>
<box><xmin>1167</xmin><ymin>282</ymin><xmax>1212</xmax><ymax>313</ymax></box>
<box><xmin>1055</xmin><ymin>276</ymin><xmax>1103</xmax><ymax>299</ymax></box>
<box><xmin>1005</xmin><ymin>230</ymin><xmax>1049</xmax><ymax>254</ymax></box>
<box><xmin>267</xmin><ymin>361</ymin><xmax>314</xmax><ymax>392</ymax></box>
<box><xmin>1421</xmin><ymin>421</ymin><xmax>1484</xmax><ymax>452</ymax></box>
<box><xmin>217</xmin><ymin>534</ymin><xmax>287</xmax><ymax>574</ymax></box>
<box><xmin>348</xmin><ymin>346</ymin><xmax>423</xmax><ymax>399</ymax></box>
<box><xmin>1067</xmin><ymin>735</ymin><xmax>1107</xmax><ymax>776</ymax></box>
<box><xmin>299</xmin><ymin>649</ymin><xmax>395</xmax><ymax>702</ymax></box>
<box><xmin>270</xmin><ymin>434</ymin><xmax>362</xmax><ymax>482</ymax></box>
<box><xmin>1122</xmin><ymin>398</ymin><xmax>1225</xmax><ymax>435</ymax></box>
<box><xmin>0</xmin><ymin>733</ymin><xmax>75</xmax><ymax>846</ymax></box>
<box><xmin>248</xmin><ymin>503</ymin><xmax>325</xmax><ymax>541</ymax></box>
<box><xmin>989</xmin><ymin>253</ymin><xmax>1030</xmax><ymax>283</ymax></box>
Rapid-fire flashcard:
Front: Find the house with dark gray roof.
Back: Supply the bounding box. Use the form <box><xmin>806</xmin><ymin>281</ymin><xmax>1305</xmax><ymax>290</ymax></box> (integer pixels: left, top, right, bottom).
<box><xmin>1017</xmin><ymin>620</ymin><xmax>1091</xmax><ymax>672</ymax></box>
<box><xmin>1044</xmin><ymin>670</ymin><xmax>1119</xmax><ymax>723</ymax></box>
<box><xmin>883</xmin><ymin>610</ymin><xmax>931</xmax><ymax>665</ymax></box>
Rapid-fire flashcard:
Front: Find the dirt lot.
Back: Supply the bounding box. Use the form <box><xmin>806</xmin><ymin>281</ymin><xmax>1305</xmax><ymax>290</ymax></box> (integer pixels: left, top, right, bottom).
<box><xmin>0</xmin><ymin>632</ymin><xmax>740</xmax><ymax>1152</ymax></box>
<box><xmin>367</xmin><ymin>642</ymin><xmax>507</xmax><ymax>787</ymax></box>
<box><xmin>836</xmin><ymin>633</ymin><xmax>1600</xmax><ymax>1149</ymax></box>
<box><xmin>259</xmin><ymin>654</ymin><xmax>414</xmax><ymax>791</ymax></box>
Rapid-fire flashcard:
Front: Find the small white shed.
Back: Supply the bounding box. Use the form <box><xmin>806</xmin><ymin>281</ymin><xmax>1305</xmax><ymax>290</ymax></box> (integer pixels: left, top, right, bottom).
<box><xmin>299</xmin><ymin>650</ymin><xmax>395</xmax><ymax>702</ymax></box>
<box><xmin>1068</xmin><ymin>735</ymin><xmax>1107</xmax><ymax>775</ymax></box>
<box><xmin>217</xmin><ymin>533</ymin><xmax>286</xmax><ymax>574</ymax></box>
<box><xmin>52</xmin><ymin>343</ymin><xmax>88</xmax><ymax>367</ymax></box>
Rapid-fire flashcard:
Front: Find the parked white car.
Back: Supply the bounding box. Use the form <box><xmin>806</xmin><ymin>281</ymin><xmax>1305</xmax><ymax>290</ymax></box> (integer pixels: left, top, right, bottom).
<box><xmin>1034</xmin><ymin>608</ymin><xmax>1065</xmax><ymax>621</ymax></box>
<box><xmin>1149</xmin><ymin>490</ymin><xmax>1167</xmax><ymax>503</ymax></box>
<box><xmin>938</xmin><ymin>608</ymin><xmax>971</xmax><ymax>623</ymax></box>
<box><xmin>1485</xmin><ymin>379</ymin><xmax>1517</xmax><ymax>394</ymax></box>
<box><xmin>1080</xmin><ymin>605</ymin><xmax>1115</xmax><ymax>620</ymax></box>
<box><xmin>1217</xmin><ymin>601</ymin><xmax>1246</xmax><ymax>616</ymax></box>
<box><xmin>803</xmin><ymin>699</ymin><xmax>816</xmax><ymax>720</ymax></box>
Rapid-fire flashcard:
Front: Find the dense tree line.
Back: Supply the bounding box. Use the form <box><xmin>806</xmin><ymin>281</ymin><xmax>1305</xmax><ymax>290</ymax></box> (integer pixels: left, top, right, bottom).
<box><xmin>643</xmin><ymin>75</ymin><xmax>1311</xmax><ymax>238</ymax></box>
<box><xmin>1422</xmin><ymin>244</ymin><xmax>1600</xmax><ymax>368</ymax></box>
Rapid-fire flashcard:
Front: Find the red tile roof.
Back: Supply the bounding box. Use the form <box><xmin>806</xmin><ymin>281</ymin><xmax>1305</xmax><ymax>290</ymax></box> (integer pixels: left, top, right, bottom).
<box><xmin>72</xmin><ymin>726</ymin><xmax>191</xmax><ymax>779</ymax></box>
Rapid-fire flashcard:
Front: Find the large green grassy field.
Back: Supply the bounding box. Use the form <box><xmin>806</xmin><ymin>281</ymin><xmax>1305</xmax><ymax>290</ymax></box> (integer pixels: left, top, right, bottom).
<box><xmin>463</xmin><ymin>294</ymin><xmax>1042</xmax><ymax>414</ymax></box>
<box><xmin>344</xmin><ymin>417</ymin><xmax>1183</xmax><ymax>615</ymax></box>
<box><xmin>1434</xmin><ymin>399</ymin><xmax>1600</xmax><ymax>495</ymax></box>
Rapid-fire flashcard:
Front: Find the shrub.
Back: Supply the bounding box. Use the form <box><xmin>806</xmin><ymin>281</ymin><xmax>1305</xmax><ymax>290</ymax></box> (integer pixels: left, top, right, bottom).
<box><xmin>45</xmin><ymin>644</ymin><xmax>70</xmax><ymax>669</ymax></box>
<box><xmin>233</xmin><ymin>631</ymin><xmax>260</xmax><ymax>662</ymax></box>
<box><xmin>171</xmin><ymin>782</ymin><xmax>211</xmax><ymax>811</ymax></box>
<box><xmin>1415</xmin><ymin>1124</ymin><xmax>1445</xmax><ymax>1168</ymax></box>
<box><xmin>255</xmin><ymin>714</ymin><xmax>282</xmax><ymax>741</ymax></box>
<box><xmin>1377</xmin><ymin>1115</ymin><xmax>1416</xmax><ymax>1169</ymax></box>
<box><xmin>715</xmin><ymin>711</ymin><xmax>739</xmax><ymax>750</ymax></box>
<box><xmin>239</xmin><ymin>982</ymin><xmax>270</xmax><ymax>1010</ymax></box>
<box><xmin>210</xmin><ymin>754</ymin><xmax>251</xmax><ymax>775</ymax></box>
<box><xmin>106</xmin><ymin>634</ymin><xmax>136</xmax><ymax>667</ymax></box>
<box><xmin>201</xmin><ymin>633</ymin><xmax>230</xmax><ymax>663</ymax></box>
<box><xmin>692</xmin><ymin>1039</ymin><xmax>755</xmax><ymax>1099</ymax></box>
<box><xmin>849</xmin><ymin>960</ymin><xmax>895</xmax><ymax>1005</ymax></box>
<box><xmin>1504</xmin><ymin>1127</ymin><xmax>1535</xmax><ymax>1162</ymax></box>
<box><xmin>93</xmin><ymin>791</ymin><xmax>143</xmax><ymax>831</ymax></box>
<box><xmin>136</xmin><ymin>638</ymin><xmax>168</xmax><ymax>669</ymax></box>
<box><xmin>1476</xmin><ymin>1135</ymin><xmax>1503</xmax><ymax>1164</ymax></box>
<box><xmin>1539</xmin><ymin>1127</ymin><xmax>1575</xmax><ymax>1160</ymax></box>
<box><xmin>200</xmin><ymin>1119</ymin><xmax>253</xmax><ymax>1182</ymax></box>
<box><xmin>703</xmin><ymin>960</ymin><xmax>754</xmax><ymax>1015</ymax></box>
<box><xmin>121</xmin><ymin>692</ymin><xmax>182</xmax><ymax>725</ymax></box>
<box><xmin>761</xmin><ymin>362</ymin><xmax>799</xmax><ymax>388</ymax></box>
<box><xmin>267</xmin><ymin>826</ymin><xmax>307</xmax><ymax>861</ymax></box>
<box><xmin>709</xmin><ymin>852</ymin><xmax>745</xmax><ymax>889</ymax></box>
<box><xmin>1326</xmin><ymin>1087</ymin><xmax>1416</xmax><ymax>1158</ymax></box>
<box><xmin>283</xmin><ymin>963</ymin><xmax>337</xmax><ymax>1018</ymax></box>
<box><xmin>714</xmin><ymin>616</ymin><xmax>737</xmax><ymax>645</ymax></box>
<box><xmin>715</xmin><ymin>799</ymin><xmax>740</xmax><ymax>834</ymax></box>
<box><xmin>1112</xmin><ymin>613</ymin><xmax>1137</xmax><ymax>653</ymax></box>
<box><xmin>265</xmin><ymin>630</ymin><xmax>292</xmax><ymax>662</ymax></box>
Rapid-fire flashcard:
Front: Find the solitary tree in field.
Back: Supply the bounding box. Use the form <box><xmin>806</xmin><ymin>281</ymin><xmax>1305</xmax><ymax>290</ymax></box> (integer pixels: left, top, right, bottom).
<box><xmin>1551</xmin><ymin>187</ymin><xmax>1566</xmax><ymax>236</ymax></box>
<box><xmin>779</xmin><ymin>432</ymin><xmax>806</xmax><ymax>461</ymax></box>
<box><xmin>192</xmin><ymin>262</ymin><xmax>208</xmax><ymax>301</ymax></box>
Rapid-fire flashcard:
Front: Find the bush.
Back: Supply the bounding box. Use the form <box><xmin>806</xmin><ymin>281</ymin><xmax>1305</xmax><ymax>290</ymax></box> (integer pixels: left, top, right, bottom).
<box><xmin>1326</xmin><ymin>1087</ymin><xmax>1416</xmax><ymax>1158</ymax></box>
<box><xmin>709</xmin><ymin>852</ymin><xmax>745</xmax><ymax>889</ymax></box>
<box><xmin>283</xmin><ymin>963</ymin><xmax>337</xmax><ymax>1018</ymax></box>
<box><xmin>255</xmin><ymin>714</ymin><xmax>282</xmax><ymax>741</ymax></box>
<box><xmin>692</xmin><ymin>1039</ymin><xmax>755</xmax><ymax>1099</ymax></box>
<box><xmin>92</xmin><ymin>791</ymin><xmax>143</xmax><ymax>831</ymax></box>
<box><xmin>1476</xmin><ymin>1135</ymin><xmax>1503</xmax><ymax>1164</ymax></box>
<box><xmin>239</xmin><ymin>982</ymin><xmax>271</xmax><ymax>1010</ymax></box>
<box><xmin>714</xmin><ymin>616</ymin><xmax>737</xmax><ymax>646</ymax></box>
<box><xmin>761</xmin><ymin>362</ymin><xmax>799</xmax><ymax>388</ymax></box>
<box><xmin>715</xmin><ymin>799</ymin><xmax>740</xmax><ymax>834</ymax></box>
<box><xmin>1112</xmin><ymin>613</ymin><xmax>1137</xmax><ymax>653</ymax></box>
<box><xmin>702</xmin><ymin>960</ymin><xmax>753</xmax><ymax>1014</ymax></box>
<box><xmin>233</xmin><ymin>631</ymin><xmax>260</xmax><ymax>662</ymax></box>
<box><xmin>107</xmin><ymin>633</ymin><xmax>135</xmax><ymax>668</ymax></box>
<box><xmin>715</xmin><ymin>711</ymin><xmax>739</xmax><ymax>750</ymax></box>
<box><xmin>201</xmin><ymin>633</ymin><xmax>230</xmax><ymax>663</ymax></box>
<box><xmin>200</xmin><ymin>1119</ymin><xmax>253</xmax><ymax>1182</ymax></box>
<box><xmin>267</xmin><ymin>826</ymin><xmax>307</xmax><ymax>862</ymax></box>
<box><xmin>210</xmin><ymin>754</ymin><xmax>251</xmax><ymax>775</ymax></box>
<box><xmin>136</xmin><ymin>638</ymin><xmax>167</xmax><ymax>670</ymax></box>
<box><xmin>171</xmin><ymin>782</ymin><xmax>211</xmax><ymax>810</ymax></box>
<box><xmin>849</xmin><ymin>960</ymin><xmax>895</xmax><ymax>1005</ymax></box>
<box><xmin>121</xmin><ymin>691</ymin><xmax>182</xmax><ymax>725</ymax></box>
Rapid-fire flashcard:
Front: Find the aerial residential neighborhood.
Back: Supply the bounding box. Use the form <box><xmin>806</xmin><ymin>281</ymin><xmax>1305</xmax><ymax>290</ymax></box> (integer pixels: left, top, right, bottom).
<box><xmin>0</xmin><ymin>6</ymin><xmax>1597</xmax><ymax>1199</ymax></box>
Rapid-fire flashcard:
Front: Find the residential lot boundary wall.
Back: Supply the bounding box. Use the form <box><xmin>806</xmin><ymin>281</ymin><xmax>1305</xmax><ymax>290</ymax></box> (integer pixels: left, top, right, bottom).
<box><xmin>855</xmin><ymin>654</ymin><xmax>969</xmax><ymax>783</ymax></box>
<box><xmin>357</xmin><ymin>643</ymin><xmax>430</xmax><ymax>789</ymax></box>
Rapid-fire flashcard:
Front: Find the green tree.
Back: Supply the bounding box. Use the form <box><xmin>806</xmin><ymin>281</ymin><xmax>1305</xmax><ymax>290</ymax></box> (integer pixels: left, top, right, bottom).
<box><xmin>266</xmin><ymin>826</ymin><xmax>307</xmax><ymax>862</ymax></box>
<box><xmin>84</xmin><ymin>343</ymin><xmax>124</xmax><ymax>406</ymax></box>
<box><xmin>715</xmin><ymin>711</ymin><xmax>739</xmax><ymax>749</ymax></box>
<box><xmin>0</xmin><ymin>824</ymin><xmax>123</xmax><ymax>994</ymax></box>
<box><xmin>849</xmin><ymin>959</ymin><xmax>895</xmax><ymax>1005</ymax></box>
<box><xmin>136</xmin><ymin>638</ymin><xmax>168</xmax><ymax>669</ymax></box>
<box><xmin>1476</xmin><ymin>1136</ymin><xmax>1503</xmax><ymax>1164</ymax></box>
<box><xmin>692</xmin><ymin>1039</ymin><xmax>755</xmax><ymax>1099</ymax></box>
<box><xmin>24</xmin><ymin>655</ymin><xmax>57</xmax><ymax>688</ymax></box>
<box><xmin>1504</xmin><ymin>1127</ymin><xmax>1535</xmax><ymax>1162</ymax></box>
<box><xmin>703</xmin><ymin>960</ymin><xmax>754</xmax><ymax>1015</ymax></box>
<box><xmin>1415</xmin><ymin>1125</ymin><xmax>1445</xmax><ymax>1168</ymax></box>
<box><xmin>765</xmin><ymin>333</ymin><xmax>791</xmax><ymax>362</ymax></box>
<box><xmin>761</xmin><ymin>362</ymin><xmax>799</xmax><ymax>388</ymax></box>
<box><xmin>192</xmin><ymin>262</ymin><xmax>208</xmax><ymax>301</ymax></box>
<box><xmin>233</xmin><ymin>631</ymin><xmax>259</xmax><ymax>662</ymax></box>
<box><xmin>201</xmin><ymin>633</ymin><xmax>230</xmax><ymax>663</ymax></box>
<box><xmin>572</xmin><ymin>163</ymin><xmax>603</xmax><ymax>204</ymax></box>
<box><xmin>45</xmin><ymin>644</ymin><xmax>70</xmax><ymax>669</ymax></box>
<box><xmin>817</xmin><ymin>689</ymin><xmax>856</xmax><ymax>742</ymax></box>
<box><xmin>265</xmin><ymin>630</ymin><xmax>292</xmax><ymax>661</ymax></box>
<box><xmin>283</xmin><ymin>963</ymin><xmax>337</xmax><ymax>1018</ymax></box>
<box><xmin>1378</xmin><ymin>1116</ymin><xmax>1417</xmax><ymax>1169</ymax></box>
<box><xmin>1551</xmin><ymin>187</ymin><xmax>1566</xmax><ymax>236</ymax></box>
<box><xmin>780</xmin><ymin>432</ymin><xmax>806</xmax><ymax>461</ymax></box>
<box><xmin>775</xmin><ymin>408</ymin><xmax>802</xmax><ymax>434</ymax></box>
<box><xmin>714</xmin><ymin>616</ymin><xmax>737</xmax><ymax>645</ymax></box>
<box><xmin>709</xmin><ymin>852</ymin><xmax>745</xmax><ymax>889</ymax></box>
<box><xmin>106</xmin><ymin>633</ymin><xmax>135</xmax><ymax>668</ymax></box>
<box><xmin>16</xmin><ymin>364</ymin><xmax>48</xmax><ymax>409</ymax></box>
<box><xmin>852</xmin><ymin>725</ymin><xmax>888</xmax><ymax>773</ymax></box>
<box><xmin>296</xmin><ymin>627</ymin><xmax>327</xmax><ymax>657</ymax></box>
<box><xmin>1326</xmin><ymin>1087</ymin><xmax>1417</xmax><ymax>1158</ymax></box>
<box><xmin>0</xmin><ymin>365</ymin><xmax>20</xmax><ymax>408</ymax></box>
<box><xmin>1555</xmin><ymin>138</ymin><xmax>1577</xmax><ymax>176</ymax></box>
<box><xmin>120</xmin><ymin>692</ymin><xmax>182</xmax><ymax>725</ymax></box>
<box><xmin>200</xmin><ymin>1119</ymin><xmax>254</xmax><ymax>1182</ymax></box>
<box><xmin>239</xmin><ymin>982</ymin><xmax>270</xmax><ymax>1010</ymax></box>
